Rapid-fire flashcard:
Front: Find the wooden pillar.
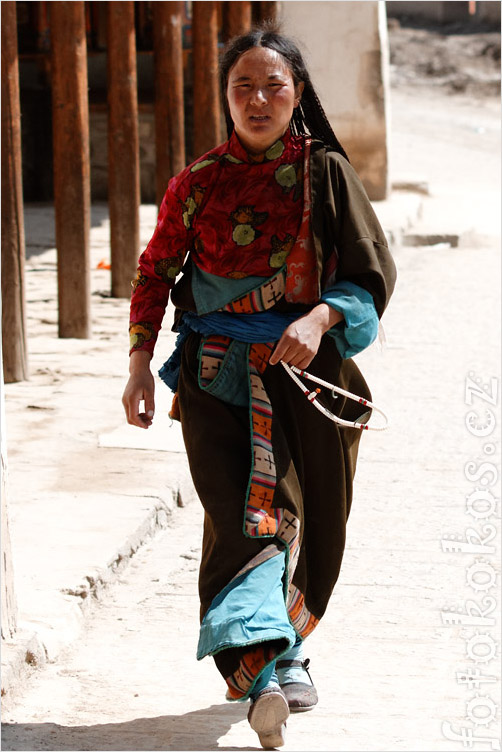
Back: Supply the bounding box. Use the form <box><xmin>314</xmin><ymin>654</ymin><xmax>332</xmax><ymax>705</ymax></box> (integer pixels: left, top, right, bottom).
<box><xmin>107</xmin><ymin>2</ymin><xmax>140</xmax><ymax>298</ymax></box>
<box><xmin>257</xmin><ymin>1</ymin><xmax>279</xmax><ymax>23</ymax></box>
<box><xmin>153</xmin><ymin>2</ymin><xmax>186</xmax><ymax>208</ymax></box>
<box><xmin>51</xmin><ymin>2</ymin><xmax>91</xmax><ymax>338</ymax></box>
<box><xmin>1</xmin><ymin>1</ymin><xmax>28</xmax><ymax>383</ymax></box>
<box><xmin>192</xmin><ymin>1</ymin><xmax>220</xmax><ymax>158</ymax></box>
<box><xmin>224</xmin><ymin>1</ymin><xmax>252</xmax><ymax>41</ymax></box>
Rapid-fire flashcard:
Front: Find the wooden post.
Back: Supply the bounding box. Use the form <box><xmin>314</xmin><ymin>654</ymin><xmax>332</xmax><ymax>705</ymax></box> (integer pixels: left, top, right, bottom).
<box><xmin>107</xmin><ymin>2</ymin><xmax>140</xmax><ymax>298</ymax></box>
<box><xmin>1</xmin><ymin>1</ymin><xmax>28</xmax><ymax>383</ymax></box>
<box><xmin>257</xmin><ymin>1</ymin><xmax>279</xmax><ymax>23</ymax></box>
<box><xmin>51</xmin><ymin>2</ymin><xmax>91</xmax><ymax>338</ymax></box>
<box><xmin>224</xmin><ymin>1</ymin><xmax>252</xmax><ymax>41</ymax></box>
<box><xmin>192</xmin><ymin>1</ymin><xmax>220</xmax><ymax>158</ymax></box>
<box><xmin>153</xmin><ymin>2</ymin><xmax>186</xmax><ymax>208</ymax></box>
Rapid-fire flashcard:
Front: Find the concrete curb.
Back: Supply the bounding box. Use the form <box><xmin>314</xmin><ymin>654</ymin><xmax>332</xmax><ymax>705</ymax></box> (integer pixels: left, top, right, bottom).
<box><xmin>1</xmin><ymin>485</ymin><xmax>189</xmax><ymax>708</ymax></box>
<box><xmin>62</xmin><ymin>497</ymin><xmax>176</xmax><ymax>605</ymax></box>
<box><xmin>402</xmin><ymin>231</ymin><xmax>460</xmax><ymax>247</ymax></box>
<box><xmin>373</xmin><ymin>188</ymin><xmax>424</xmax><ymax>248</ymax></box>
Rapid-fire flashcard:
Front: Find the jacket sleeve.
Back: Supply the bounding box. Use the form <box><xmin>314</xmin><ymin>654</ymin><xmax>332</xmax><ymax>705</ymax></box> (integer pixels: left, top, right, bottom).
<box><xmin>321</xmin><ymin>280</ymin><xmax>379</xmax><ymax>358</ymax></box>
<box><xmin>129</xmin><ymin>177</ymin><xmax>191</xmax><ymax>356</ymax></box>
<box><xmin>316</xmin><ymin>149</ymin><xmax>397</xmax><ymax>320</ymax></box>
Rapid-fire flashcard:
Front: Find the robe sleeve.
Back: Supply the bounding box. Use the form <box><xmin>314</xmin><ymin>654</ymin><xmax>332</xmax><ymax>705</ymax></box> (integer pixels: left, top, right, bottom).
<box><xmin>129</xmin><ymin>177</ymin><xmax>191</xmax><ymax>356</ymax></box>
<box><xmin>315</xmin><ymin>150</ymin><xmax>397</xmax><ymax>320</ymax></box>
<box><xmin>321</xmin><ymin>280</ymin><xmax>379</xmax><ymax>358</ymax></box>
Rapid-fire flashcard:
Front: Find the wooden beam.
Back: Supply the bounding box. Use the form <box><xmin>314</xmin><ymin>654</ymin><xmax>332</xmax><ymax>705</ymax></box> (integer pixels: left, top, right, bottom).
<box><xmin>1</xmin><ymin>1</ymin><xmax>28</xmax><ymax>383</ymax></box>
<box><xmin>51</xmin><ymin>2</ymin><xmax>91</xmax><ymax>338</ymax></box>
<box><xmin>224</xmin><ymin>1</ymin><xmax>252</xmax><ymax>41</ymax></box>
<box><xmin>192</xmin><ymin>1</ymin><xmax>221</xmax><ymax>158</ymax></box>
<box><xmin>107</xmin><ymin>2</ymin><xmax>141</xmax><ymax>298</ymax></box>
<box><xmin>153</xmin><ymin>2</ymin><xmax>186</xmax><ymax>207</ymax></box>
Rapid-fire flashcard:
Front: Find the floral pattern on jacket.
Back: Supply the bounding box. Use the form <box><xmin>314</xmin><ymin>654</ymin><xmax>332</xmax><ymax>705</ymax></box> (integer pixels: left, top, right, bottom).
<box><xmin>129</xmin><ymin>129</ymin><xmax>304</xmax><ymax>354</ymax></box>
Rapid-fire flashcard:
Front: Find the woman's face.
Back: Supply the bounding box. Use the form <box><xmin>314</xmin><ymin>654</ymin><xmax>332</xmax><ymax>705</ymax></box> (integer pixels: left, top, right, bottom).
<box><xmin>226</xmin><ymin>46</ymin><xmax>304</xmax><ymax>155</ymax></box>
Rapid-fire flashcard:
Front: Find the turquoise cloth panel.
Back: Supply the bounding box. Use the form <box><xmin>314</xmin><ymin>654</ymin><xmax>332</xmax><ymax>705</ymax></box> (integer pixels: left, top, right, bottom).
<box><xmin>198</xmin><ymin>339</ymin><xmax>250</xmax><ymax>407</ymax></box>
<box><xmin>191</xmin><ymin>264</ymin><xmax>267</xmax><ymax>315</ymax></box>
<box><xmin>197</xmin><ymin>551</ymin><xmax>296</xmax><ymax>660</ymax></box>
<box><xmin>321</xmin><ymin>281</ymin><xmax>379</xmax><ymax>358</ymax></box>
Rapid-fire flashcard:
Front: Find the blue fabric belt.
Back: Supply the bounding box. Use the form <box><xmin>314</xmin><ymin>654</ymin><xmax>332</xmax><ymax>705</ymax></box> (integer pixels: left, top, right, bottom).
<box><xmin>158</xmin><ymin>309</ymin><xmax>302</xmax><ymax>394</ymax></box>
<box><xmin>158</xmin><ymin>282</ymin><xmax>379</xmax><ymax>394</ymax></box>
<box><xmin>186</xmin><ymin>309</ymin><xmax>302</xmax><ymax>342</ymax></box>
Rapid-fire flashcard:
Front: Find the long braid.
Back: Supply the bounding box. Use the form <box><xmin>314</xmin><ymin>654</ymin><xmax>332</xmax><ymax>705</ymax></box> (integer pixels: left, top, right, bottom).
<box><xmin>220</xmin><ymin>24</ymin><xmax>350</xmax><ymax>161</ymax></box>
<box><xmin>291</xmin><ymin>80</ymin><xmax>349</xmax><ymax>161</ymax></box>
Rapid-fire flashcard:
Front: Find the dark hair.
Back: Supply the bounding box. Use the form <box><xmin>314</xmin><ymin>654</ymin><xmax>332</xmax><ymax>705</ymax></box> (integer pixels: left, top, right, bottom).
<box><xmin>219</xmin><ymin>23</ymin><xmax>349</xmax><ymax>161</ymax></box>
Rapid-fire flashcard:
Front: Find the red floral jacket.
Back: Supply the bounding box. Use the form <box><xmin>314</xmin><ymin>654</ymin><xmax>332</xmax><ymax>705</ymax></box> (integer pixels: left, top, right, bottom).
<box><xmin>129</xmin><ymin>130</ymin><xmax>305</xmax><ymax>355</ymax></box>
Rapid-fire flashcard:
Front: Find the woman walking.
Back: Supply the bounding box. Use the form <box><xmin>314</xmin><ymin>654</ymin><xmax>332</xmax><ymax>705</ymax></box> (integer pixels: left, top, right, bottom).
<box><xmin>123</xmin><ymin>25</ymin><xmax>396</xmax><ymax>749</ymax></box>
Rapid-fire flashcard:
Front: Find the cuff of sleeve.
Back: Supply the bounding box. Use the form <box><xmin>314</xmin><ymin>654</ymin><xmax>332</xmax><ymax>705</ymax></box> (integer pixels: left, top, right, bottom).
<box><xmin>129</xmin><ymin>321</ymin><xmax>157</xmax><ymax>357</ymax></box>
<box><xmin>321</xmin><ymin>281</ymin><xmax>379</xmax><ymax>359</ymax></box>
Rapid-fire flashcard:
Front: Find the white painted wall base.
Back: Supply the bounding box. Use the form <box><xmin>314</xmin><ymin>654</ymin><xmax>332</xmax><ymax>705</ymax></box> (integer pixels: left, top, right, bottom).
<box><xmin>281</xmin><ymin>0</ymin><xmax>390</xmax><ymax>199</ymax></box>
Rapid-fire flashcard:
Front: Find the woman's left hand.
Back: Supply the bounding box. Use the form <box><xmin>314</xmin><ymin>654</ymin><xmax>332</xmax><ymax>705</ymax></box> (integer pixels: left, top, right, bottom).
<box><xmin>269</xmin><ymin>303</ymin><xmax>344</xmax><ymax>369</ymax></box>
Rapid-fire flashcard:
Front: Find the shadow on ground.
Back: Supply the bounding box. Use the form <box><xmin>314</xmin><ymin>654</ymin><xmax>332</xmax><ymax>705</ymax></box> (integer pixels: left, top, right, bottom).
<box><xmin>24</xmin><ymin>204</ymin><xmax>110</xmax><ymax>258</ymax></box>
<box><xmin>1</xmin><ymin>704</ymin><xmax>261</xmax><ymax>752</ymax></box>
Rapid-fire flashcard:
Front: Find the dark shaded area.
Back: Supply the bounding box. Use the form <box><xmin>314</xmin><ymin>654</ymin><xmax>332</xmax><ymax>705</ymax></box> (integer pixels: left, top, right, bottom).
<box><xmin>23</xmin><ymin>203</ymin><xmax>110</xmax><ymax>259</ymax></box>
<box><xmin>15</xmin><ymin>1</ymin><xmax>268</xmax><ymax>202</ymax></box>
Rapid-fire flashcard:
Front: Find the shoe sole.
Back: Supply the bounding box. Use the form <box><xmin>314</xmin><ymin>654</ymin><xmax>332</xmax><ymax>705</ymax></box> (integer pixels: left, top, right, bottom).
<box><xmin>249</xmin><ymin>692</ymin><xmax>290</xmax><ymax>749</ymax></box>
<box><xmin>289</xmin><ymin>703</ymin><xmax>316</xmax><ymax>713</ymax></box>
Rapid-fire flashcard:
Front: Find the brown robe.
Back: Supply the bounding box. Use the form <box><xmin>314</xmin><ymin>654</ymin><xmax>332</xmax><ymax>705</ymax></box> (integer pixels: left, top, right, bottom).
<box><xmin>173</xmin><ymin>143</ymin><xmax>396</xmax><ymax>697</ymax></box>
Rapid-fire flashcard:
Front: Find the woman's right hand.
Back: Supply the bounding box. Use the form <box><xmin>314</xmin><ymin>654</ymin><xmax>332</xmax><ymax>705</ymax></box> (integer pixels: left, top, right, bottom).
<box><xmin>122</xmin><ymin>350</ymin><xmax>155</xmax><ymax>429</ymax></box>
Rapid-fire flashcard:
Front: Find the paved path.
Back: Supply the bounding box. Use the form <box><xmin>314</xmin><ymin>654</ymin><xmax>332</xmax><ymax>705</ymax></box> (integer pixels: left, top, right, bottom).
<box><xmin>2</xmin><ymin>88</ymin><xmax>500</xmax><ymax>751</ymax></box>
